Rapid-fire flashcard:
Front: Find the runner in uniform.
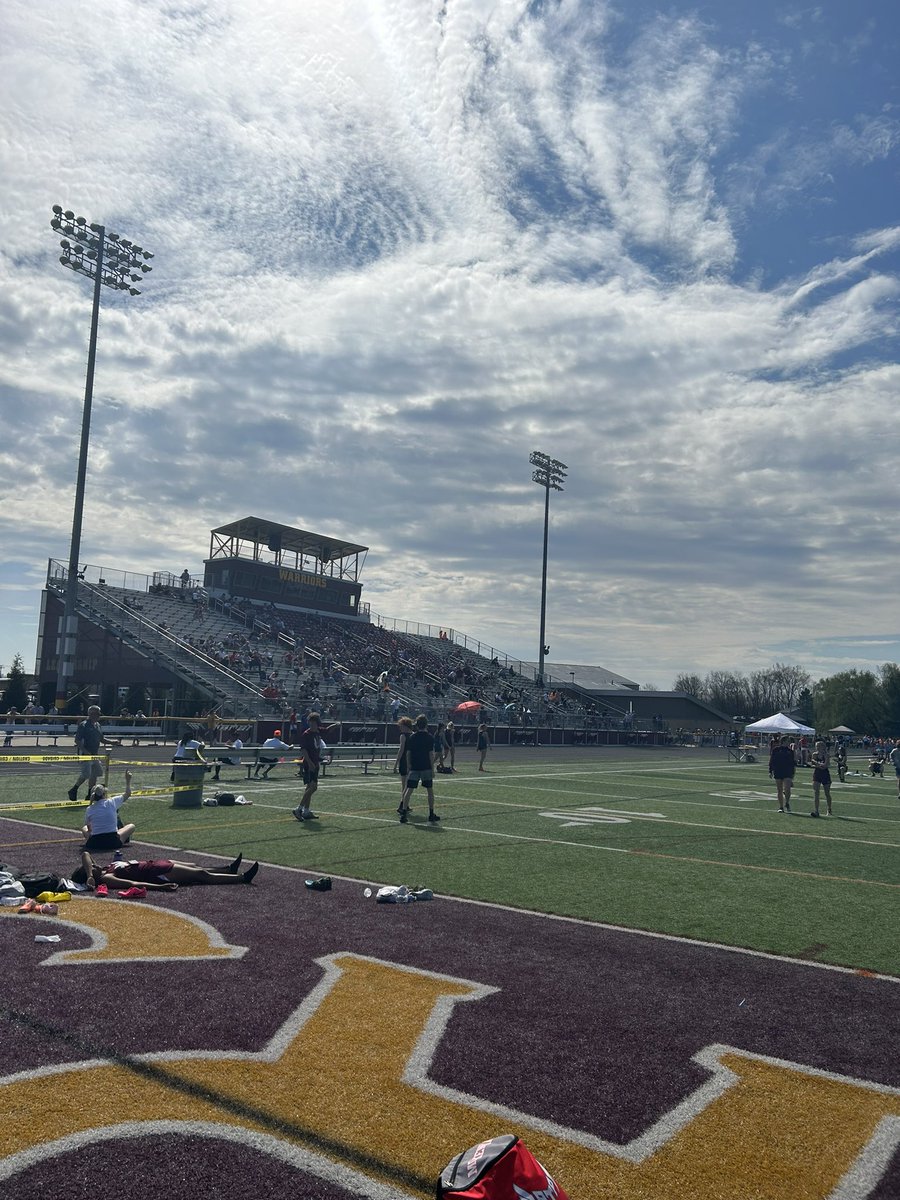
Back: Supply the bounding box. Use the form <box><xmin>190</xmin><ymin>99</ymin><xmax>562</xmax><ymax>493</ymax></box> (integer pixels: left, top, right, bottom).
<box><xmin>292</xmin><ymin>712</ymin><xmax>322</xmax><ymax>821</ymax></box>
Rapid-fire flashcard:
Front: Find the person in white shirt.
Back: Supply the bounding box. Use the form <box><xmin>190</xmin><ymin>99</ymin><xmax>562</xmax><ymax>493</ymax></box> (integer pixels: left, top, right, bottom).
<box><xmin>170</xmin><ymin>731</ymin><xmax>211</xmax><ymax>781</ymax></box>
<box><xmin>254</xmin><ymin>730</ymin><xmax>291</xmax><ymax>779</ymax></box>
<box><xmin>82</xmin><ymin>770</ymin><xmax>136</xmax><ymax>852</ymax></box>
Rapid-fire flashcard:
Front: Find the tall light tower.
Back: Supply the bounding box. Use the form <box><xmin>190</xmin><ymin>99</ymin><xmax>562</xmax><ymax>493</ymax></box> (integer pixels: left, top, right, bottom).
<box><xmin>49</xmin><ymin>205</ymin><xmax>153</xmax><ymax>710</ymax></box>
<box><xmin>530</xmin><ymin>451</ymin><xmax>567</xmax><ymax>688</ymax></box>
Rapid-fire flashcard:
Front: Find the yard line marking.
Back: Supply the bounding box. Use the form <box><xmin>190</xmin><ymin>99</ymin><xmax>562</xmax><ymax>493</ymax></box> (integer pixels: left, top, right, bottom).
<box><xmin>542</xmin><ymin>807</ymin><xmax>667</xmax><ymax>827</ymax></box>
<box><xmin>2</xmin><ymin>811</ymin><xmax>898</xmax><ymax>980</ymax></box>
<box><xmin>380</xmin><ymin>817</ymin><xmax>899</xmax><ymax>890</ymax></box>
<box><xmin>184</xmin><ymin>800</ymin><xmax>900</xmax><ymax>888</ymax></box>
<box><xmin>468</xmin><ymin>786</ymin><xmax>900</xmax><ymax>848</ymax></box>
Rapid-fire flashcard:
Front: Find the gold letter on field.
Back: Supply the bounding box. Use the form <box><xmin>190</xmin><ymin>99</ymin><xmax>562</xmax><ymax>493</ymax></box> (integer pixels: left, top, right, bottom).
<box><xmin>1</xmin><ymin>954</ymin><xmax>898</xmax><ymax>1197</ymax></box>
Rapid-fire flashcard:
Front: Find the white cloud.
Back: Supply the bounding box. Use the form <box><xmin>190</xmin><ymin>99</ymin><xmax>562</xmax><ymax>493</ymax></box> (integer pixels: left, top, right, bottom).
<box><xmin>0</xmin><ymin>0</ymin><xmax>898</xmax><ymax>685</ymax></box>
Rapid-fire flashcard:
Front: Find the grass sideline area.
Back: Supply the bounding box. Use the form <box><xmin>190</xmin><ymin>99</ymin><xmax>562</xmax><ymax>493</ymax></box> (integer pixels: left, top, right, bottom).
<box><xmin>2</xmin><ymin>743</ymin><xmax>898</xmax><ymax>976</ymax></box>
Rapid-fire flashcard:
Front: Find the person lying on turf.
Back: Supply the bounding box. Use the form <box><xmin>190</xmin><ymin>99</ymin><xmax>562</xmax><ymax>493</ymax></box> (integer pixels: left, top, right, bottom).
<box><xmin>73</xmin><ymin>850</ymin><xmax>259</xmax><ymax>890</ymax></box>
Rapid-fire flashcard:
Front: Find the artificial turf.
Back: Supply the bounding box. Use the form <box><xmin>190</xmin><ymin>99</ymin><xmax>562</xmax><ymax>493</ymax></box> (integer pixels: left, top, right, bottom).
<box><xmin>2</xmin><ymin>744</ymin><xmax>898</xmax><ymax>975</ymax></box>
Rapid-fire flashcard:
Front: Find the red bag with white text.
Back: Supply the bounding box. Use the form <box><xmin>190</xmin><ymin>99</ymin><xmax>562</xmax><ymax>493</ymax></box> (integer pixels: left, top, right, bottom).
<box><xmin>436</xmin><ymin>1134</ymin><xmax>569</xmax><ymax>1200</ymax></box>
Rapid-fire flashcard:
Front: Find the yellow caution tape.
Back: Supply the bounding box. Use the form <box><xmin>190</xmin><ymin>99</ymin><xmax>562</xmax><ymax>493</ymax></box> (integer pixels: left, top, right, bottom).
<box><xmin>0</xmin><ymin>784</ymin><xmax>201</xmax><ymax>810</ymax></box>
<box><xmin>131</xmin><ymin>786</ymin><xmax>201</xmax><ymax>797</ymax></box>
<box><xmin>0</xmin><ymin>799</ymin><xmax>88</xmax><ymax>811</ymax></box>
<box><xmin>0</xmin><ymin>755</ymin><xmax>105</xmax><ymax>763</ymax></box>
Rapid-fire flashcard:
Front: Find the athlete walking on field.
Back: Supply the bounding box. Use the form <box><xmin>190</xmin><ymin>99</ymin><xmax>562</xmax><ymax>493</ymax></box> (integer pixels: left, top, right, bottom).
<box><xmin>768</xmin><ymin>734</ymin><xmax>796</xmax><ymax>813</ymax></box>
<box><xmin>398</xmin><ymin>715</ymin><xmax>440</xmax><ymax>824</ymax></box>
<box><xmin>292</xmin><ymin>712</ymin><xmax>322</xmax><ymax>821</ymax></box>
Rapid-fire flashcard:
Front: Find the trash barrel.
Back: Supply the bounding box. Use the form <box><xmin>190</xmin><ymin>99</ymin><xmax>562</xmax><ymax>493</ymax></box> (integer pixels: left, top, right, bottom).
<box><xmin>172</xmin><ymin>761</ymin><xmax>206</xmax><ymax>808</ymax></box>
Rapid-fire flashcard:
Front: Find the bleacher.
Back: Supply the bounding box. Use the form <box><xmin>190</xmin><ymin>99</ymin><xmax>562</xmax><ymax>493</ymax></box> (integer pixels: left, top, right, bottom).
<box><xmin>41</xmin><ymin>552</ymin><xmax>681</xmax><ymax>733</ymax></box>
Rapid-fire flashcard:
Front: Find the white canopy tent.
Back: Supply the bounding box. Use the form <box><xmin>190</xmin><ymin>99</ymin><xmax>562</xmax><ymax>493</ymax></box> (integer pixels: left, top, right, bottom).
<box><xmin>744</xmin><ymin>712</ymin><xmax>815</xmax><ymax>736</ymax></box>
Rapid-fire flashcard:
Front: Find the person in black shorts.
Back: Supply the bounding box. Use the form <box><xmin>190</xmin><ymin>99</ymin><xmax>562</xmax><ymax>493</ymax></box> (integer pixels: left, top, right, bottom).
<box><xmin>768</xmin><ymin>734</ymin><xmax>796</xmax><ymax>812</ymax></box>
<box><xmin>477</xmin><ymin>723</ymin><xmax>490</xmax><ymax>772</ymax></box>
<box><xmin>399</xmin><ymin>715</ymin><xmax>440</xmax><ymax>824</ymax></box>
<box><xmin>394</xmin><ymin>716</ymin><xmax>413</xmax><ymax>812</ymax></box>
<box><xmin>810</xmin><ymin>739</ymin><xmax>833</xmax><ymax>817</ymax></box>
<box><xmin>292</xmin><ymin>712</ymin><xmax>322</xmax><ymax>821</ymax></box>
<box><xmin>444</xmin><ymin>721</ymin><xmax>457</xmax><ymax>772</ymax></box>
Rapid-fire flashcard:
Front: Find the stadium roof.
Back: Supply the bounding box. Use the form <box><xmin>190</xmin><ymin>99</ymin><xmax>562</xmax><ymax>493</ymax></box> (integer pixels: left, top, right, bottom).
<box><xmin>534</xmin><ymin>662</ymin><xmax>640</xmax><ymax>691</ymax></box>
<box><xmin>210</xmin><ymin>517</ymin><xmax>368</xmax><ymax>561</ymax></box>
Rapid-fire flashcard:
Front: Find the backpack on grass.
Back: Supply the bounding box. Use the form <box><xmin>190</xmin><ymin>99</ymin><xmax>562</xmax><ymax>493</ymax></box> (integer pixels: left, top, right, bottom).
<box><xmin>436</xmin><ymin>1135</ymin><xmax>569</xmax><ymax>1200</ymax></box>
<box><xmin>19</xmin><ymin>872</ymin><xmax>61</xmax><ymax>898</ymax></box>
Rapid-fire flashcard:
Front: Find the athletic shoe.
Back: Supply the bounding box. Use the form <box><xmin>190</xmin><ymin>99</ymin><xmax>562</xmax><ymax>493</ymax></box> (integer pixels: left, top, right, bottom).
<box><xmin>17</xmin><ymin>898</ymin><xmax>37</xmax><ymax>913</ymax></box>
<box><xmin>292</xmin><ymin>806</ymin><xmax>304</xmax><ymax>821</ymax></box>
<box><xmin>777</xmin><ymin>807</ymin><xmax>785</xmax><ymax>813</ymax></box>
<box><xmin>810</xmin><ymin>811</ymin><xmax>820</xmax><ymax>818</ymax></box>
<box><xmin>784</xmin><ymin>802</ymin><xmax>791</xmax><ymax>812</ymax></box>
<box><xmin>302</xmin><ymin>810</ymin><xmax>318</xmax><ymax>820</ymax></box>
<box><xmin>399</xmin><ymin>811</ymin><xmax>408</xmax><ymax>823</ymax></box>
<box><xmin>242</xmin><ymin>862</ymin><xmax>260</xmax><ymax>884</ymax></box>
<box><xmin>118</xmin><ymin>887</ymin><xmax>147</xmax><ymax>899</ymax></box>
<box><xmin>67</xmin><ymin>787</ymin><xmax>78</xmax><ymax>802</ymax></box>
<box><xmin>428</xmin><ymin>812</ymin><xmax>441</xmax><ymax>823</ymax></box>
<box><xmin>304</xmin><ymin>877</ymin><xmax>332</xmax><ymax>891</ymax></box>
<box><xmin>95</xmin><ymin>885</ymin><xmax>108</xmax><ymax>897</ymax></box>
<box><xmin>226</xmin><ymin>853</ymin><xmax>243</xmax><ymax>873</ymax></box>
<box><xmin>37</xmin><ymin>902</ymin><xmax>58</xmax><ymax>915</ymax></box>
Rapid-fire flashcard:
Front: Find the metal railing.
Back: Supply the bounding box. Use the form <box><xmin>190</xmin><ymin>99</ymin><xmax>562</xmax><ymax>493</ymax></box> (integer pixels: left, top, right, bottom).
<box><xmin>46</xmin><ymin>565</ymin><xmax>263</xmax><ymax>711</ymax></box>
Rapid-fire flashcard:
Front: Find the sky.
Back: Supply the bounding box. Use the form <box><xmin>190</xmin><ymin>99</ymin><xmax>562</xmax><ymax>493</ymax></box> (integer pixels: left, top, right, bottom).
<box><xmin>1</xmin><ymin>0</ymin><xmax>898</xmax><ymax>690</ymax></box>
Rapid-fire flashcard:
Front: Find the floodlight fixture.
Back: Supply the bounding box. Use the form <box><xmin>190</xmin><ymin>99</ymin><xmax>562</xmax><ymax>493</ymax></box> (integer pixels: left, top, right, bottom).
<box><xmin>48</xmin><ymin>204</ymin><xmax>153</xmax><ymax>710</ymax></box>
<box><xmin>529</xmin><ymin>450</ymin><xmax>569</xmax><ymax>689</ymax></box>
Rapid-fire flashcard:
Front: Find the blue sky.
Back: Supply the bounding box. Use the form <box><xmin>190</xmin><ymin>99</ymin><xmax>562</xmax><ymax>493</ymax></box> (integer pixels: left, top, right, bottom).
<box><xmin>1</xmin><ymin>0</ymin><xmax>898</xmax><ymax>688</ymax></box>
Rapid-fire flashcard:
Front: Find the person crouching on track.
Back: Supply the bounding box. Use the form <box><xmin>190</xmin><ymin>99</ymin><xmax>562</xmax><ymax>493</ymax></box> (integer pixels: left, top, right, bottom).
<box><xmin>398</xmin><ymin>715</ymin><xmax>440</xmax><ymax>825</ymax></box>
<box><xmin>768</xmin><ymin>735</ymin><xmax>796</xmax><ymax>813</ymax></box>
<box><xmin>292</xmin><ymin>712</ymin><xmax>322</xmax><ymax>821</ymax></box>
<box><xmin>81</xmin><ymin>769</ymin><xmax>136</xmax><ymax>852</ymax></box>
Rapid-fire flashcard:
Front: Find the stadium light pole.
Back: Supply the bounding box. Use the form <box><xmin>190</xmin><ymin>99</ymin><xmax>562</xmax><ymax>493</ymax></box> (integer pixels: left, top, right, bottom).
<box><xmin>49</xmin><ymin>205</ymin><xmax>153</xmax><ymax>710</ymax></box>
<box><xmin>529</xmin><ymin>451</ymin><xmax>567</xmax><ymax>689</ymax></box>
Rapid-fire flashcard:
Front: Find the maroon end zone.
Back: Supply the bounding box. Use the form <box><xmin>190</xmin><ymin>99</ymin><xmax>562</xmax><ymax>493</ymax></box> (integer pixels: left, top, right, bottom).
<box><xmin>1</xmin><ymin>816</ymin><xmax>898</xmax><ymax>1199</ymax></box>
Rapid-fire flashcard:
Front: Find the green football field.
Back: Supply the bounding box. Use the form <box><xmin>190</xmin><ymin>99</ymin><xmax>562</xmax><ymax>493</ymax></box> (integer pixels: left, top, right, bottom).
<box><xmin>2</xmin><ymin>744</ymin><xmax>898</xmax><ymax>975</ymax></box>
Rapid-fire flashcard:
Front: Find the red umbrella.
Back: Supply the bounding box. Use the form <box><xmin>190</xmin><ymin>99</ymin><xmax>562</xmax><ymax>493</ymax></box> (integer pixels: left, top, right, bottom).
<box><xmin>452</xmin><ymin>701</ymin><xmax>481</xmax><ymax>714</ymax></box>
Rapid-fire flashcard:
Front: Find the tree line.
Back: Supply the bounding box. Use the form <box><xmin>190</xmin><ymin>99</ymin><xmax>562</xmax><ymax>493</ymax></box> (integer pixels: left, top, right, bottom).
<box><xmin>673</xmin><ymin>662</ymin><xmax>900</xmax><ymax>737</ymax></box>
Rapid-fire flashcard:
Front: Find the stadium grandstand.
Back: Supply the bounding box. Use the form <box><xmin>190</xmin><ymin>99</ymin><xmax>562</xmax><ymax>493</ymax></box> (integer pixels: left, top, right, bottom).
<box><xmin>29</xmin><ymin>517</ymin><xmax>732</xmax><ymax>744</ymax></box>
